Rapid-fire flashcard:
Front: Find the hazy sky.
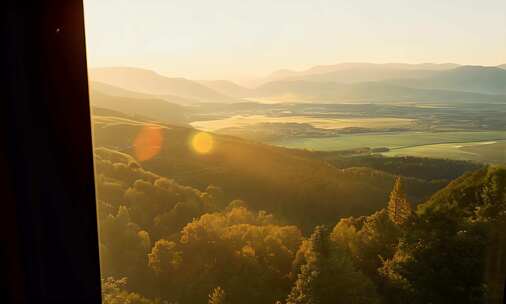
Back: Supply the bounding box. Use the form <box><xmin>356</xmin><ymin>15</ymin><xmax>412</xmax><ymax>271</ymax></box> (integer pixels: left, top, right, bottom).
<box><xmin>84</xmin><ymin>0</ymin><xmax>506</xmax><ymax>81</ymax></box>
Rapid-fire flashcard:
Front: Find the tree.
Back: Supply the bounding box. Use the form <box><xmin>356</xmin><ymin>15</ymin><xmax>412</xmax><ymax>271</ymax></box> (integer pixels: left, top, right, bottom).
<box><xmin>287</xmin><ymin>226</ymin><xmax>379</xmax><ymax>304</ymax></box>
<box><xmin>172</xmin><ymin>206</ymin><xmax>302</xmax><ymax>304</ymax></box>
<box><xmin>208</xmin><ymin>286</ymin><xmax>228</xmax><ymax>304</ymax></box>
<box><xmin>102</xmin><ymin>277</ymin><xmax>161</xmax><ymax>304</ymax></box>
<box><xmin>379</xmin><ymin>167</ymin><xmax>506</xmax><ymax>303</ymax></box>
<box><xmin>473</xmin><ymin>167</ymin><xmax>506</xmax><ymax>304</ymax></box>
<box><xmin>387</xmin><ymin>177</ymin><xmax>412</xmax><ymax>225</ymax></box>
<box><xmin>331</xmin><ymin>209</ymin><xmax>401</xmax><ymax>299</ymax></box>
<box><xmin>148</xmin><ymin>239</ymin><xmax>182</xmax><ymax>274</ymax></box>
<box><xmin>380</xmin><ymin>211</ymin><xmax>488</xmax><ymax>304</ymax></box>
<box><xmin>99</xmin><ymin>206</ymin><xmax>151</xmax><ymax>285</ymax></box>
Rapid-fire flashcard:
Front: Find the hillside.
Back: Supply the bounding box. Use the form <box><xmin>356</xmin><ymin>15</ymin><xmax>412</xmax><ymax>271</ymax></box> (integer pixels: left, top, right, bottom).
<box><xmin>252</xmin><ymin>80</ymin><xmax>506</xmax><ymax>103</ymax></box>
<box><xmin>91</xmin><ymin>81</ymin><xmax>197</xmax><ymax>104</ymax></box>
<box><xmin>89</xmin><ymin>91</ymin><xmax>189</xmax><ymax>125</ymax></box>
<box><xmin>94</xmin><ymin>141</ymin><xmax>506</xmax><ymax>303</ymax></box>
<box><xmin>90</xmin><ymin>67</ymin><xmax>234</xmax><ymax>103</ymax></box>
<box><xmin>92</xmin><ymin>81</ymin><xmax>158</xmax><ymax>99</ymax></box>
<box><xmin>418</xmin><ymin>165</ymin><xmax>506</xmax><ymax>215</ymax></box>
<box><xmin>92</xmin><ymin>113</ymin><xmax>450</xmax><ymax>231</ymax></box>
<box><xmin>94</xmin><ymin>146</ymin><xmax>306</xmax><ymax>304</ymax></box>
<box><xmin>398</xmin><ymin>165</ymin><xmax>506</xmax><ymax>303</ymax></box>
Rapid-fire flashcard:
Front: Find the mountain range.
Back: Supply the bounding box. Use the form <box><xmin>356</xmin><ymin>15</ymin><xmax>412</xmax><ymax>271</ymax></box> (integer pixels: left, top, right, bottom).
<box><xmin>89</xmin><ymin>63</ymin><xmax>506</xmax><ymax>106</ymax></box>
<box><xmin>252</xmin><ymin>80</ymin><xmax>506</xmax><ymax>103</ymax></box>
<box><xmin>386</xmin><ymin>66</ymin><xmax>506</xmax><ymax>95</ymax></box>
<box><xmin>264</xmin><ymin>62</ymin><xmax>461</xmax><ymax>83</ymax></box>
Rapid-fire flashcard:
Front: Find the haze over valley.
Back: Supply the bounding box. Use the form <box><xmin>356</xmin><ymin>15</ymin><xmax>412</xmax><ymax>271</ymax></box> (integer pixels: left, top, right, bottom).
<box><xmin>89</xmin><ymin>62</ymin><xmax>506</xmax><ymax>164</ymax></box>
<box><xmin>88</xmin><ymin>61</ymin><xmax>506</xmax><ymax>303</ymax></box>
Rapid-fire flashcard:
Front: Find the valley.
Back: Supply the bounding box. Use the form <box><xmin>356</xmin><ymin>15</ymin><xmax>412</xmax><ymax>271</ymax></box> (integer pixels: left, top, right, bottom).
<box><xmin>185</xmin><ymin>101</ymin><xmax>506</xmax><ymax>164</ymax></box>
<box><xmin>87</xmin><ymin>62</ymin><xmax>506</xmax><ymax>304</ymax></box>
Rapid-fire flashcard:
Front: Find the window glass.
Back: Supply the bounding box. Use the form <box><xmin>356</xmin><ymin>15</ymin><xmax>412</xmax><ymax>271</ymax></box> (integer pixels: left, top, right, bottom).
<box><xmin>84</xmin><ymin>1</ymin><xmax>506</xmax><ymax>303</ymax></box>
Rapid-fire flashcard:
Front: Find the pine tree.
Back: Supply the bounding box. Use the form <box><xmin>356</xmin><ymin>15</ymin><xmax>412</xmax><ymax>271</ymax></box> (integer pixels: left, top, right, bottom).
<box><xmin>387</xmin><ymin>177</ymin><xmax>412</xmax><ymax>225</ymax></box>
<box><xmin>208</xmin><ymin>286</ymin><xmax>227</xmax><ymax>304</ymax></box>
<box><xmin>287</xmin><ymin>226</ymin><xmax>328</xmax><ymax>304</ymax></box>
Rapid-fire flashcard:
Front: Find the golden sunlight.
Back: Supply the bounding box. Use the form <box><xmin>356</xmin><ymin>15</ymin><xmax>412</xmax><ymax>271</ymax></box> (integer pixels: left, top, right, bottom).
<box><xmin>191</xmin><ymin>132</ymin><xmax>214</xmax><ymax>154</ymax></box>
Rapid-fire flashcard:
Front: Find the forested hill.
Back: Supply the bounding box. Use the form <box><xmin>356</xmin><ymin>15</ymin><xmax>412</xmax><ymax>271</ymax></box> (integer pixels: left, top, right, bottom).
<box><xmin>91</xmin><ymin>107</ymin><xmax>503</xmax><ymax>304</ymax></box>
<box><xmin>92</xmin><ymin>113</ymin><xmax>450</xmax><ymax>231</ymax></box>
<box><xmin>330</xmin><ymin>165</ymin><xmax>506</xmax><ymax>304</ymax></box>
<box><xmin>387</xmin><ymin>165</ymin><xmax>506</xmax><ymax>303</ymax></box>
<box><xmin>94</xmin><ymin>129</ymin><xmax>506</xmax><ymax>303</ymax></box>
<box><xmin>419</xmin><ymin>165</ymin><xmax>506</xmax><ymax>213</ymax></box>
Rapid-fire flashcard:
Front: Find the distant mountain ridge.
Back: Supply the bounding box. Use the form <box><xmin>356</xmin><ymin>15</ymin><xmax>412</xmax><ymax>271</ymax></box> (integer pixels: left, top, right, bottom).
<box><xmin>90</xmin><ymin>64</ymin><xmax>506</xmax><ymax>105</ymax></box>
<box><xmin>196</xmin><ymin>80</ymin><xmax>253</xmax><ymax>98</ymax></box>
<box><xmin>90</xmin><ymin>67</ymin><xmax>235</xmax><ymax>103</ymax></box>
<box><xmin>257</xmin><ymin>64</ymin><xmax>506</xmax><ymax>102</ymax></box>
<box><xmin>387</xmin><ymin>65</ymin><xmax>506</xmax><ymax>95</ymax></box>
<box><xmin>268</xmin><ymin>68</ymin><xmax>439</xmax><ymax>84</ymax></box>
<box><xmin>265</xmin><ymin>62</ymin><xmax>460</xmax><ymax>83</ymax></box>
<box><xmin>252</xmin><ymin>80</ymin><xmax>506</xmax><ymax>103</ymax></box>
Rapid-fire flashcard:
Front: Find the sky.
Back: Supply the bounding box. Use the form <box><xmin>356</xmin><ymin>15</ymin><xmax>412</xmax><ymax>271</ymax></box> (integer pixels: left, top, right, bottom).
<box><xmin>84</xmin><ymin>0</ymin><xmax>506</xmax><ymax>82</ymax></box>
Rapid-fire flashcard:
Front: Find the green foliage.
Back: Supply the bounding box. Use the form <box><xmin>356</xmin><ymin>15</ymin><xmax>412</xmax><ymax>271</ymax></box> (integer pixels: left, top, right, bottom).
<box><xmin>92</xmin><ymin>116</ymin><xmax>446</xmax><ymax>232</ymax></box>
<box><xmin>102</xmin><ymin>277</ymin><xmax>160</xmax><ymax>304</ymax></box>
<box><xmin>175</xmin><ymin>206</ymin><xmax>302</xmax><ymax>304</ymax></box>
<box><xmin>94</xmin><ymin>147</ymin><xmax>227</xmax><ymax>296</ymax></box>
<box><xmin>329</xmin><ymin>209</ymin><xmax>402</xmax><ymax>303</ymax></box>
<box><xmin>381</xmin><ymin>166</ymin><xmax>506</xmax><ymax>304</ymax></box>
<box><xmin>96</xmin><ymin>147</ymin><xmax>304</xmax><ymax>304</ymax></box>
<box><xmin>331</xmin><ymin>209</ymin><xmax>401</xmax><ymax>293</ymax></box>
<box><xmin>318</xmin><ymin>153</ymin><xmax>482</xmax><ymax>181</ymax></box>
<box><xmin>208</xmin><ymin>286</ymin><xmax>228</xmax><ymax>304</ymax></box>
<box><xmin>148</xmin><ymin>240</ymin><xmax>182</xmax><ymax>274</ymax></box>
<box><xmin>95</xmin><ymin>148</ymin><xmax>222</xmax><ymax>239</ymax></box>
<box><xmin>387</xmin><ymin>177</ymin><xmax>412</xmax><ymax>225</ymax></box>
<box><xmin>93</xmin><ymin>121</ymin><xmax>506</xmax><ymax>304</ymax></box>
<box><xmin>381</xmin><ymin>213</ymin><xmax>489</xmax><ymax>304</ymax></box>
<box><xmin>287</xmin><ymin>226</ymin><xmax>379</xmax><ymax>304</ymax></box>
<box><xmin>99</xmin><ymin>205</ymin><xmax>151</xmax><ymax>283</ymax></box>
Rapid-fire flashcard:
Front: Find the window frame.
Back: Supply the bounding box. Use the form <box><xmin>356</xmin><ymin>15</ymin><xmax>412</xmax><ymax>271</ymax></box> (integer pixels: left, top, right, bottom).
<box><xmin>3</xmin><ymin>1</ymin><xmax>102</xmax><ymax>303</ymax></box>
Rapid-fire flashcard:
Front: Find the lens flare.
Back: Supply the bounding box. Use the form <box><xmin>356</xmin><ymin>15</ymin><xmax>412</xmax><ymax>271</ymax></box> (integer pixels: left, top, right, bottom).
<box><xmin>191</xmin><ymin>132</ymin><xmax>213</xmax><ymax>154</ymax></box>
<box><xmin>133</xmin><ymin>125</ymin><xmax>163</xmax><ymax>161</ymax></box>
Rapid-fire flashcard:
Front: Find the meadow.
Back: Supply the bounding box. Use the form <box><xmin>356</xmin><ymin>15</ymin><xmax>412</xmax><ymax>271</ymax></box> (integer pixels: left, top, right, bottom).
<box><xmin>383</xmin><ymin>140</ymin><xmax>506</xmax><ymax>163</ymax></box>
<box><xmin>271</xmin><ymin>131</ymin><xmax>506</xmax><ymax>163</ymax></box>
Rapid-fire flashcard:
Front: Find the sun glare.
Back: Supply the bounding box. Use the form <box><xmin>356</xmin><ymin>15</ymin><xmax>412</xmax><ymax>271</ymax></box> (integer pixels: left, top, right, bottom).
<box><xmin>133</xmin><ymin>125</ymin><xmax>163</xmax><ymax>161</ymax></box>
<box><xmin>191</xmin><ymin>132</ymin><xmax>214</xmax><ymax>154</ymax></box>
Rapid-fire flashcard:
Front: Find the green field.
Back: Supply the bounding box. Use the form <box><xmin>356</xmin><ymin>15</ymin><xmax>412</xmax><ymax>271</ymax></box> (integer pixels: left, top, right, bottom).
<box><xmin>271</xmin><ymin>131</ymin><xmax>506</xmax><ymax>163</ymax></box>
<box><xmin>384</xmin><ymin>140</ymin><xmax>506</xmax><ymax>163</ymax></box>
